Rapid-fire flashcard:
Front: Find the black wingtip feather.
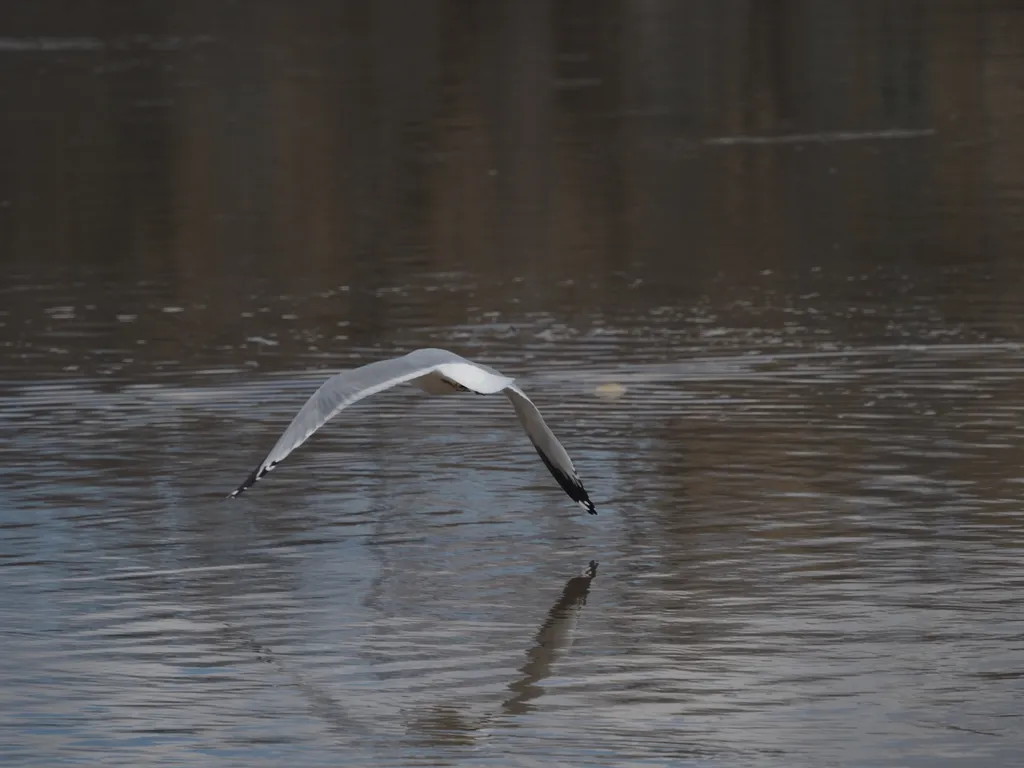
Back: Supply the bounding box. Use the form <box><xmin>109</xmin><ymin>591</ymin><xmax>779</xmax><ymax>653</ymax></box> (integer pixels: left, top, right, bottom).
<box><xmin>228</xmin><ymin>464</ymin><xmax>270</xmax><ymax>499</ymax></box>
<box><xmin>531</xmin><ymin>443</ymin><xmax>596</xmax><ymax>515</ymax></box>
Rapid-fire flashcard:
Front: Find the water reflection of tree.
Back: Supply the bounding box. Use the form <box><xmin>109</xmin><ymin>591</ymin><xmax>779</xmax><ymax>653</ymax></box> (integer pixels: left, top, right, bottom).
<box><xmin>6</xmin><ymin>2</ymin><xmax>1021</xmax><ymax>323</ymax></box>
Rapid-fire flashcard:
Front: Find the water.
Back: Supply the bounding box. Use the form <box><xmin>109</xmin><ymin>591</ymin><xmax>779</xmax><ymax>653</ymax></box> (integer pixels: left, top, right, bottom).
<box><xmin>3</xmin><ymin>2</ymin><xmax>1024</xmax><ymax>766</ymax></box>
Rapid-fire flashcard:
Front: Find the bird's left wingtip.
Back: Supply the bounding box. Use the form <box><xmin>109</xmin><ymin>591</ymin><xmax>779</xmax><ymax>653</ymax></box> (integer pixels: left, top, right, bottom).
<box><xmin>580</xmin><ymin>499</ymin><xmax>597</xmax><ymax>515</ymax></box>
<box><xmin>227</xmin><ymin>464</ymin><xmax>266</xmax><ymax>499</ymax></box>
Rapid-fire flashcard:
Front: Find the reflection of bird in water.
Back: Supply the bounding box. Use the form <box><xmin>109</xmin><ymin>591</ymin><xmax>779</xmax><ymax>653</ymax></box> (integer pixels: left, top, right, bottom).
<box><xmin>503</xmin><ymin>560</ymin><xmax>598</xmax><ymax>715</ymax></box>
<box><xmin>214</xmin><ymin>620</ymin><xmax>370</xmax><ymax>741</ymax></box>
<box><xmin>405</xmin><ymin>560</ymin><xmax>600</xmax><ymax>741</ymax></box>
<box><xmin>228</xmin><ymin>347</ymin><xmax>596</xmax><ymax>514</ymax></box>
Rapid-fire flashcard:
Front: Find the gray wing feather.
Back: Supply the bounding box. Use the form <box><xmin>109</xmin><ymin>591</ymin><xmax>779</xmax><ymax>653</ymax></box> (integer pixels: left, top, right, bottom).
<box><xmin>229</xmin><ymin>353</ymin><xmax>453</xmax><ymax>497</ymax></box>
<box><xmin>504</xmin><ymin>385</ymin><xmax>596</xmax><ymax>514</ymax></box>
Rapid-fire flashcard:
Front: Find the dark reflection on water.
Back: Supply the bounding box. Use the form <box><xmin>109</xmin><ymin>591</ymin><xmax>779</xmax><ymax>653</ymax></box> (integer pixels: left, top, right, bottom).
<box><xmin>503</xmin><ymin>559</ymin><xmax>598</xmax><ymax>715</ymax></box>
<box><xmin>404</xmin><ymin>560</ymin><xmax>599</xmax><ymax>743</ymax></box>
<box><xmin>3</xmin><ymin>1</ymin><xmax>1024</xmax><ymax>766</ymax></box>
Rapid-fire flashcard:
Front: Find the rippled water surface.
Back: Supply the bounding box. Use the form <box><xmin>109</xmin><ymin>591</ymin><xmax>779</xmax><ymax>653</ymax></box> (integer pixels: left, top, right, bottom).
<box><xmin>4</xmin><ymin>2</ymin><xmax>1024</xmax><ymax>767</ymax></box>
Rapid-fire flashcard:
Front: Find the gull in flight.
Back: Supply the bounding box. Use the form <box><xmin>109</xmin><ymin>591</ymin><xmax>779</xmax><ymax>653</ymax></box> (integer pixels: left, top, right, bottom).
<box><xmin>229</xmin><ymin>348</ymin><xmax>596</xmax><ymax>514</ymax></box>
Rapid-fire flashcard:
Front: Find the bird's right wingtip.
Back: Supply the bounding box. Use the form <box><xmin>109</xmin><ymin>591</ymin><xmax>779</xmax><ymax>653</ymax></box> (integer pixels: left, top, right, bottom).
<box><xmin>529</xmin><ymin>442</ymin><xmax>598</xmax><ymax>516</ymax></box>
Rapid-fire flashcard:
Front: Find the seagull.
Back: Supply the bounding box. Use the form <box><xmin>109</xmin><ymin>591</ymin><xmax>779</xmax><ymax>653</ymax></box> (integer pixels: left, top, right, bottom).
<box><xmin>228</xmin><ymin>347</ymin><xmax>596</xmax><ymax>514</ymax></box>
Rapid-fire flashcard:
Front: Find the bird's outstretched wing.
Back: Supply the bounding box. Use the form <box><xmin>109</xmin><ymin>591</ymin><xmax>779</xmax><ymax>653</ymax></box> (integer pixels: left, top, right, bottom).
<box><xmin>229</xmin><ymin>349</ymin><xmax>475</xmax><ymax>497</ymax></box>
<box><xmin>503</xmin><ymin>385</ymin><xmax>596</xmax><ymax>514</ymax></box>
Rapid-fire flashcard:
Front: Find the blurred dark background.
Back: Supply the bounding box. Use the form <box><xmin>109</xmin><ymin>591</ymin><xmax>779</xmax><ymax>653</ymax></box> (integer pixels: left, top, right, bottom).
<box><xmin>2</xmin><ymin>1</ymin><xmax>1022</xmax><ymax>368</ymax></box>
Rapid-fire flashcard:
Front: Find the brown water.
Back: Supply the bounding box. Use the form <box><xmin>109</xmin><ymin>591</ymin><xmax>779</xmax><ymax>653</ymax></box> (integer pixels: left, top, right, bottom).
<box><xmin>4</xmin><ymin>2</ymin><xmax>1024</xmax><ymax>766</ymax></box>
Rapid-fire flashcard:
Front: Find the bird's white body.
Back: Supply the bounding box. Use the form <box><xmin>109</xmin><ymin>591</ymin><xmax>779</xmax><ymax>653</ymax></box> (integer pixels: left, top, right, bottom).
<box><xmin>410</xmin><ymin>364</ymin><xmax>512</xmax><ymax>396</ymax></box>
<box><xmin>410</xmin><ymin>370</ymin><xmax>465</xmax><ymax>395</ymax></box>
<box><xmin>228</xmin><ymin>348</ymin><xmax>595</xmax><ymax>514</ymax></box>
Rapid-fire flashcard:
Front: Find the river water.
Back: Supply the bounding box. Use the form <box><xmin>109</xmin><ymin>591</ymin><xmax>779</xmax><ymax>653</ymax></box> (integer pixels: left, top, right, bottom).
<box><xmin>3</xmin><ymin>2</ymin><xmax>1024</xmax><ymax>766</ymax></box>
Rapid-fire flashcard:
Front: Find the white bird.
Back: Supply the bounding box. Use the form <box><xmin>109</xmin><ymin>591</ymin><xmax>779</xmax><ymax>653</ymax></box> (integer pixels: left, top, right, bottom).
<box><xmin>228</xmin><ymin>348</ymin><xmax>596</xmax><ymax>514</ymax></box>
